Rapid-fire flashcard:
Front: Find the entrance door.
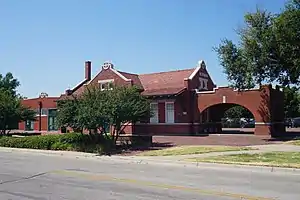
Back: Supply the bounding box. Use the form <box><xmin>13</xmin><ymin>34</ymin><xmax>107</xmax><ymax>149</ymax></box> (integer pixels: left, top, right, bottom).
<box><xmin>25</xmin><ymin>120</ymin><xmax>34</xmax><ymax>131</ymax></box>
<box><xmin>48</xmin><ymin>109</ymin><xmax>58</xmax><ymax>131</ymax></box>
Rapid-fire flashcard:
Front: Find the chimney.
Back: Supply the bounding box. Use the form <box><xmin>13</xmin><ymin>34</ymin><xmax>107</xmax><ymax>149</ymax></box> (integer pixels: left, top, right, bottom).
<box><xmin>85</xmin><ymin>61</ymin><xmax>91</xmax><ymax>80</ymax></box>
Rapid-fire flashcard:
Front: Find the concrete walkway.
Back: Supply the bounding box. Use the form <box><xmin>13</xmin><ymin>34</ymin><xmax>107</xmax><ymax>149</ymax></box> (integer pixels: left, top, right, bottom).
<box><xmin>1</xmin><ymin>144</ymin><xmax>300</xmax><ymax>173</ymax></box>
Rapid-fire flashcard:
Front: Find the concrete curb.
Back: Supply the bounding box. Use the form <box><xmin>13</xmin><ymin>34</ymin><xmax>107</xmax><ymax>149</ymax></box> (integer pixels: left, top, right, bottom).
<box><xmin>1</xmin><ymin>147</ymin><xmax>300</xmax><ymax>175</ymax></box>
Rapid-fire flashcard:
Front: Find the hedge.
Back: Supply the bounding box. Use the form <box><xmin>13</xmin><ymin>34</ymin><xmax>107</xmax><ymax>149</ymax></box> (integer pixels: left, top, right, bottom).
<box><xmin>0</xmin><ymin>133</ymin><xmax>114</xmax><ymax>153</ymax></box>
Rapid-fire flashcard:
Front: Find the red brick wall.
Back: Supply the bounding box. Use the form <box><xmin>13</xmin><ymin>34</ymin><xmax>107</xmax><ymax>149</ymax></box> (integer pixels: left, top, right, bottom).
<box><xmin>21</xmin><ymin>97</ymin><xmax>58</xmax><ymax>109</ymax></box>
<box><xmin>158</xmin><ymin>102</ymin><xmax>165</xmax><ymax>123</ymax></box>
<box><xmin>19</xmin><ymin>97</ymin><xmax>59</xmax><ymax>131</ymax></box>
<box><xmin>88</xmin><ymin>68</ymin><xmax>132</xmax><ymax>87</ymax></box>
<box><xmin>189</xmin><ymin>67</ymin><xmax>215</xmax><ymax>91</ymax></box>
<box><xmin>197</xmin><ymin>85</ymin><xmax>285</xmax><ymax>136</ymax></box>
<box><xmin>132</xmin><ymin>124</ymin><xmax>194</xmax><ymax>135</ymax></box>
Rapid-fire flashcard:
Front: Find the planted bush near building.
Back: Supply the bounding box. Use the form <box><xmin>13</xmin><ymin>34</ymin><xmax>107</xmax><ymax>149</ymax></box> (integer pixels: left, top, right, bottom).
<box><xmin>0</xmin><ymin>133</ymin><xmax>114</xmax><ymax>154</ymax></box>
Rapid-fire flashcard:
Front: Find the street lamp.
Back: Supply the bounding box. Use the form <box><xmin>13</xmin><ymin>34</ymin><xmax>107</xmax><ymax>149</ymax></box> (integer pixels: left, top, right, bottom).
<box><xmin>38</xmin><ymin>92</ymin><xmax>48</xmax><ymax>132</ymax></box>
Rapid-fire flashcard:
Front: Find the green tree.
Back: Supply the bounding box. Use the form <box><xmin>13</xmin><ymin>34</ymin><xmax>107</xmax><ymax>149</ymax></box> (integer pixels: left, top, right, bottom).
<box><xmin>0</xmin><ymin>72</ymin><xmax>35</xmax><ymax>134</ymax></box>
<box><xmin>0</xmin><ymin>73</ymin><xmax>20</xmax><ymax>97</ymax></box>
<box><xmin>224</xmin><ymin>105</ymin><xmax>253</xmax><ymax>119</ymax></box>
<box><xmin>0</xmin><ymin>89</ymin><xmax>35</xmax><ymax>135</ymax></box>
<box><xmin>105</xmin><ymin>86</ymin><xmax>151</xmax><ymax>143</ymax></box>
<box><xmin>215</xmin><ymin>0</ymin><xmax>300</xmax><ymax>89</ymax></box>
<box><xmin>57</xmin><ymin>85</ymin><xmax>151</xmax><ymax>145</ymax></box>
<box><xmin>56</xmin><ymin>96</ymin><xmax>83</xmax><ymax>133</ymax></box>
<box><xmin>283</xmin><ymin>86</ymin><xmax>300</xmax><ymax>118</ymax></box>
<box><xmin>76</xmin><ymin>86</ymin><xmax>110</xmax><ymax>135</ymax></box>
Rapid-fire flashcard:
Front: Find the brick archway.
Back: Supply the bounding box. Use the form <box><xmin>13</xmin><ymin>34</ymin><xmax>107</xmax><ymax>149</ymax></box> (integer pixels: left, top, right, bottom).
<box><xmin>197</xmin><ymin>85</ymin><xmax>285</xmax><ymax>136</ymax></box>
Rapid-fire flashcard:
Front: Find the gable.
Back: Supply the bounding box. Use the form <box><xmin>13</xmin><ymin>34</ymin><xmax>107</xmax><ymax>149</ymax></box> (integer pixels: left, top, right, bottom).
<box><xmin>60</xmin><ymin>60</ymin><xmax>214</xmax><ymax>98</ymax></box>
<box><xmin>188</xmin><ymin>61</ymin><xmax>216</xmax><ymax>91</ymax></box>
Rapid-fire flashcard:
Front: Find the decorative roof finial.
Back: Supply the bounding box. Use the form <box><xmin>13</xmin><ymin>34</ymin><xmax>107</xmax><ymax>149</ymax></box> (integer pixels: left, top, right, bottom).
<box><xmin>197</xmin><ymin>60</ymin><xmax>205</xmax><ymax>69</ymax></box>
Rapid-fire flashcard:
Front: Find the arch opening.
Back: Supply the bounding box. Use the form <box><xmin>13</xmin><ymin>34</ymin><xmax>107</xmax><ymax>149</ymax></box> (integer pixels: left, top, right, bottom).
<box><xmin>200</xmin><ymin>103</ymin><xmax>255</xmax><ymax>134</ymax></box>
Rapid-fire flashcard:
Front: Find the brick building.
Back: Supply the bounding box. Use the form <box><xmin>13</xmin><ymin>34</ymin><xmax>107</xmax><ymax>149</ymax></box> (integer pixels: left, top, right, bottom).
<box><xmin>19</xmin><ymin>94</ymin><xmax>59</xmax><ymax>132</ymax></box>
<box><xmin>19</xmin><ymin>60</ymin><xmax>285</xmax><ymax>136</ymax></box>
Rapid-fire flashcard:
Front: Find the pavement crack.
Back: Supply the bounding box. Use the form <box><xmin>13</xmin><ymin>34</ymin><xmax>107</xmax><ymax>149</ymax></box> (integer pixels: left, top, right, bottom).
<box><xmin>0</xmin><ymin>172</ymin><xmax>48</xmax><ymax>185</ymax></box>
<box><xmin>0</xmin><ymin>190</ymin><xmax>47</xmax><ymax>200</ymax></box>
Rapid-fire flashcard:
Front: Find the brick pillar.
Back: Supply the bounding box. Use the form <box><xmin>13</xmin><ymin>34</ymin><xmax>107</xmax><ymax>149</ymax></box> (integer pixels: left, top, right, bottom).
<box><xmin>254</xmin><ymin>85</ymin><xmax>285</xmax><ymax>137</ymax></box>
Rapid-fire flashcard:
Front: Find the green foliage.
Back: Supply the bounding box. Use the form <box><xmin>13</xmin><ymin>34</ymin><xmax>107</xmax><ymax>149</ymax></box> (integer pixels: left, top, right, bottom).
<box><xmin>57</xmin><ymin>97</ymin><xmax>83</xmax><ymax>132</ymax></box>
<box><xmin>0</xmin><ymin>73</ymin><xmax>36</xmax><ymax>135</ymax></box>
<box><xmin>76</xmin><ymin>86</ymin><xmax>110</xmax><ymax>134</ymax></box>
<box><xmin>283</xmin><ymin>86</ymin><xmax>300</xmax><ymax>118</ymax></box>
<box><xmin>224</xmin><ymin>105</ymin><xmax>254</xmax><ymax>119</ymax></box>
<box><xmin>0</xmin><ymin>72</ymin><xmax>20</xmax><ymax>97</ymax></box>
<box><xmin>57</xmin><ymin>85</ymin><xmax>151</xmax><ymax>144</ymax></box>
<box><xmin>105</xmin><ymin>86</ymin><xmax>151</xmax><ymax>141</ymax></box>
<box><xmin>0</xmin><ymin>133</ymin><xmax>113</xmax><ymax>153</ymax></box>
<box><xmin>215</xmin><ymin>0</ymin><xmax>300</xmax><ymax>89</ymax></box>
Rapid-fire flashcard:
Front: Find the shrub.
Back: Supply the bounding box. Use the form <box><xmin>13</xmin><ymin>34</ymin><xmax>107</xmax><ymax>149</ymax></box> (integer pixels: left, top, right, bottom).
<box><xmin>0</xmin><ymin>133</ymin><xmax>114</xmax><ymax>153</ymax></box>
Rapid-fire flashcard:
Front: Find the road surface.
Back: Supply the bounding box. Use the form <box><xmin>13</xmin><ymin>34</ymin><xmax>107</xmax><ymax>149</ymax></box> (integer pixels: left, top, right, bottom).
<box><xmin>0</xmin><ymin>149</ymin><xmax>299</xmax><ymax>200</ymax></box>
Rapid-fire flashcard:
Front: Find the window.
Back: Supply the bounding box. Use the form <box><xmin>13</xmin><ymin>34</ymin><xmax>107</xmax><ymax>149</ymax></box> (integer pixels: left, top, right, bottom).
<box><xmin>165</xmin><ymin>102</ymin><xmax>175</xmax><ymax>123</ymax></box>
<box><xmin>98</xmin><ymin>79</ymin><xmax>114</xmax><ymax>91</ymax></box>
<box><xmin>35</xmin><ymin>108</ymin><xmax>48</xmax><ymax>116</ymax></box>
<box><xmin>150</xmin><ymin>103</ymin><xmax>158</xmax><ymax>123</ymax></box>
<box><xmin>41</xmin><ymin>108</ymin><xmax>48</xmax><ymax>116</ymax></box>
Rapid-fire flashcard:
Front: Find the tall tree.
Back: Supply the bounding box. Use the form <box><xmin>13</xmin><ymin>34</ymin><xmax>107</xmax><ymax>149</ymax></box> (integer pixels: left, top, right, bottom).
<box><xmin>76</xmin><ymin>86</ymin><xmax>110</xmax><ymax>135</ymax></box>
<box><xmin>105</xmin><ymin>86</ymin><xmax>151</xmax><ymax>143</ymax></box>
<box><xmin>0</xmin><ymin>73</ymin><xmax>20</xmax><ymax>97</ymax></box>
<box><xmin>215</xmin><ymin>0</ymin><xmax>300</xmax><ymax>89</ymax></box>
<box><xmin>0</xmin><ymin>73</ymin><xmax>35</xmax><ymax>134</ymax></box>
<box><xmin>283</xmin><ymin>86</ymin><xmax>300</xmax><ymax>118</ymax></box>
<box><xmin>57</xmin><ymin>85</ymin><xmax>151</xmax><ymax>144</ymax></box>
<box><xmin>56</xmin><ymin>96</ymin><xmax>83</xmax><ymax>133</ymax></box>
<box><xmin>0</xmin><ymin>89</ymin><xmax>35</xmax><ymax>135</ymax></box>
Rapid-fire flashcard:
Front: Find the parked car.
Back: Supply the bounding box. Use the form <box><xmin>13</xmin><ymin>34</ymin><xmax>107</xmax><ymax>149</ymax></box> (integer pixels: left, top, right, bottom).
<box><xmin>292</xmin><ymin>117</ymin><xmax>300</xmax><ymax>128</ymax></box>
<box><xmin>284</xmin><ymin>118</ymin><xmax>293</xmax><ymax>127</ymax></box>
<box><xmin>241</xmin><ymin>120</ymin><xmax>255</xmax><ymax>128</ymax></box>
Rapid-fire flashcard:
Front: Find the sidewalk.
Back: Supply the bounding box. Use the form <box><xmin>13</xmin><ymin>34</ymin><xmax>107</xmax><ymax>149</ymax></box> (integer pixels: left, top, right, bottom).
<box><xmin>0</xmin><ymin>144</ymin><xmax>300</xmax><ymax>174</ymax></box>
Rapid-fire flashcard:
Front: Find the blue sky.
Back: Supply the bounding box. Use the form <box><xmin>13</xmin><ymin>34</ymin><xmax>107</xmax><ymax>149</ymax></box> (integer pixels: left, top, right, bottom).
<box><xmin>0</xmin><ymin>0</ymin><xmax>287</xmax><ymax>98</ymax></box>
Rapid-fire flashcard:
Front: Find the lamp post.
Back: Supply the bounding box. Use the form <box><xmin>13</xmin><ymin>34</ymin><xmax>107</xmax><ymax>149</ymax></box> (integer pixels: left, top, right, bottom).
<box><xmin>38</xmin><ymin>101</ymin><xmax>42</xmax><ymax>131</ymax></box>
<box><xmin>38</xmin><ymin>92</ymin><xmax>48</xmax><ymax>132</ymax></box>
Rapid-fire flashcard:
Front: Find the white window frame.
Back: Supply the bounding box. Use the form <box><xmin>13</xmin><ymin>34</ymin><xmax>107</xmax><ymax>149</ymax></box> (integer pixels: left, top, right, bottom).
<box><xmin>35</xmin><ymin>108</ymin><xmax>48</xmax><ymax>116</ymax></box>
<box><xmin>150</xmin><ymin>103</ymin><xmax>159</xmax><ymax>124</ymax></box>
<box><xmin>98</xmin><ymin>79</ymin><xmax>114</xmax><ymax>91</ymax></box>
<box><xmin>165</xmin><ymin>102</ymin><xmax>175</xmax><ymax>124</ymax></box>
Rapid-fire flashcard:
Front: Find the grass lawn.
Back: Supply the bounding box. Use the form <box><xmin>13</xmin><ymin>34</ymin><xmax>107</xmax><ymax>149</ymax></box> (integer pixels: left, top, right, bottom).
<box><xmin>138</xmin><ymin>145</ymin><xmax>254</xmax><ymax>156</ymax></box>
<box><xmin>287</xmin><ymin>139</ymin><xmax>300</xmax><ymax>146</ymax></box>
<box><xmin>186</xmin><ymin>152</ymin><xmax>300</xmax><ymax>168</ymax></box>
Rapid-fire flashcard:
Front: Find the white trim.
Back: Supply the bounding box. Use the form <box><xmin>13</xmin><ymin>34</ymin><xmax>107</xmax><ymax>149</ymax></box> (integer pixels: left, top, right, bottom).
<box><xmin>165</xmin><ymin>102</ymin><xmax>175</xmax><ymax>124</ymax></box>
<box><xmin>98</xmin><ymin>79</ymin><xmax>114</xmax><ymax>83</ymax></box>
<box><xmin>98</xmin><ymin>79</ymin><xmax>114</xmax><ymax>91</ymax></box>
<box><xmin>135</xmin><ymin>123</ymin><xmax>201</xmax><ymax>125</ymax></box>
<box><xmin>222</xmin><ymin>96</ymin><xmax>226</xmax><ymax>103</ymax></box>
<box><xmin>110</xmin><ymin>68</ymin><xmax>131</xmax><ymax>82</ymax></box>
<box><xmin>151</xmin><ymin>99</ymin><xmax>175</xmax><ymax>103</ymax></box>
<box><xmin>188</xmin><ymin>60</ymin><xmax>205</xmax><ymax>80</ymax></box>
<box><xmin>188</xmin><ymin>66</ymin><xmax>201</xmax><ymax>80</ymax></box>
<box><xmin>150</xmin><ymin>102</ymin><xmax>159</xmax><ymax>124</ymax></box>
<box><xmin>70</xmin><ymin>79</ymin><xmax>88</xmax><ymax>91</ymax></box>
<box><xmin>255</xmin><ymin>122</ymin><xmax>271</xmax><ymax>125</ymax></box>
<box><xmin>196</xmin><ymin>85</ymin><xmax>261</xmax><ymax>94</ymax></box>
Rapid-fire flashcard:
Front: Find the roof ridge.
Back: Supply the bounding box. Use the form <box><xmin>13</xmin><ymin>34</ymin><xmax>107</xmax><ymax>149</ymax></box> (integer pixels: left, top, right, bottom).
<box><xmin>117</xmin><ymin>70</ymin><xmax>139</xmax><ymax>76</ymax></box>
<box><xmin>138</xmin><ymin>68</ymin><xmax>195</xmax><ymax>76</ymax></box>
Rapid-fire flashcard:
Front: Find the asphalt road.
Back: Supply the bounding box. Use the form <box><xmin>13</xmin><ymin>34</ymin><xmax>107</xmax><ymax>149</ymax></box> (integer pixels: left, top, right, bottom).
<box><xmin>0</xmin><ymin>150</ymin><xmax>299</xmax><ymax>200</ymax></box>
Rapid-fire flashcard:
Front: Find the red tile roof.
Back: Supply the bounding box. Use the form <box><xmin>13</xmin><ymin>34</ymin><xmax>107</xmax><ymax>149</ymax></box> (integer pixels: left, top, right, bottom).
<box><xmin>138</xmin><ymin>68</ymin><xmax>195</xmax><ymax>96</ymax></box>
<box><xmin>61</xmin><ymin>67</ymin><xmax>196</xmax><ymax>98</ymax></box>
<box><xmin>117</xmin><ymin>71</ymin><xmax>143</xmax><ymax>87</ymax></box>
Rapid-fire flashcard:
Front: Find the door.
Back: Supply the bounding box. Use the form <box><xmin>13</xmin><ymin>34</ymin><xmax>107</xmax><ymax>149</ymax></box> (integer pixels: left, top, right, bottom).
<box><xmin>48</xmin><ymin>109</ymin><xmax>58</xmax><ymax>131</ymax></box>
